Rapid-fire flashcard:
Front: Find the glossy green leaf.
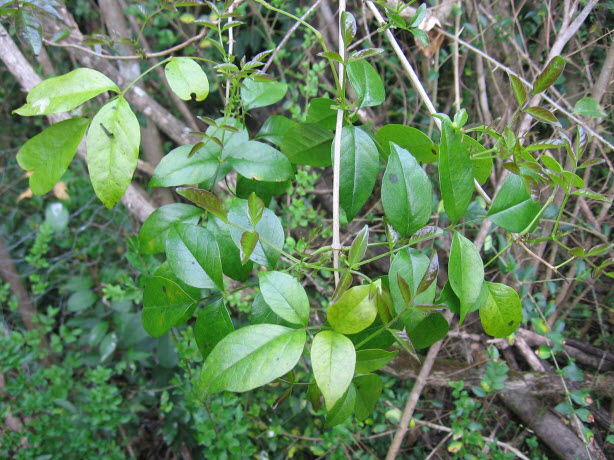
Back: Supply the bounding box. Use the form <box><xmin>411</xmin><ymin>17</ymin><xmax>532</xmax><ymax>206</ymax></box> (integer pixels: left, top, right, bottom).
<box><xmin>449</xmin><ymin>232</ymin><xmax>484</xmax><ymax>322</ymax></box>
<box><xmin>149</xmin><ymin>143</ymin><xmax>221</xmax><ymax>187</ymax></box>
<box><xmin>281</xmin><ymin>122</ymin><xmax>334</xmax><ymax>167</ymax></box>
<box><xmin>16</xmin><ymin>118</ymin><xmax>89</xmax><ymax>195</ymax></box>
<box><xmin>250</xmin><ymin>292</ymin><xmax>292</xmax><ymax>326</ymax></box>
<box><xmin>228</xmin><ymin>198</ymin><xmax>284</xmax><ymax>268</ymax></box>
<box><xmin>325</xmin><ymin>384</ymin><xmax>356</xmax><ymax>427</ymax></box>
<box><xmin>240</xmin><ymin>231</ymin><xmax>259</xmax><ymax>264</ymax></box>
<box><xmin>396</xmin><ymin>273</ymin><xmax>412</xmax><ymax>306</ymax></box>
<box><xmin>207</xmin><ymin>217</ymin><xmax>253</xmax><ymax>281</ymax></box>
<box><xmin>205</xmin><ymin>118</ymin><xmax>250</xmax><ymax>159</ymax></box>
<box><xmin>176</xmin><ymin>187</ymin><xmax>228</xmax><ymax>222</ymax></box>
<box><xmin>435</xmin><ymin>281</ymin><xmax>460</xmax><ymax>314</ymax></box>
<box><xmin>331</xmin><ymin>271</ymin><xmax>353</xmax><ymax>305</ymax></box>
<box><xmin>479</xmin><ymin>282</ymin><xmax>522</xmax><ymax>337</ymax></box>
<box><xmin>571</xmin><ymin>188</ymin><xmax>611</xmax><ymax>203</ymax></box>
<box><xmin>355</xmin><ymin>349</ymin><xmax>398</xmax><ymax>374</ymax></box>
<box><xmin>328</xmin><ymin>284</ymin><xmax>377</xmax><ymax>334</ymax></box>
<box><xmin>312</xmin><ymin>330</ymin><xmax>356</xmax><ymax>410</ymax></box>
<box><xmin>439</xmin><ymin>121</ymin><xmax>473</xmax><ymax>224</ymax></box>
<box><xmin>139</xmin><ymin>203</ymin><xmax>202</xmax><ymax>254</ymax></box>
<box><xmin>382</xmin><ymin>143</ymin><xmax>433</xmax><ymax>236</ymax></box>
<box><xmin>256</xmin><ymin>115</ymin><xmax>296</xmax><ymax>146</ymax></box>
<box><xmin>462</xmin><ymin>136</ymin><xmax>493</xmax><ymax>185</ymax></box>
<box><xmin>165</xmin><ymin>57</ymin><xmax>209</xmax><ymax>101</ymax></box>
<box><xmin>235</xmin><ymin>174</ymin><xmax>290</xmax><ymax>204</ymax></box>
<box><xmin>259</xmin><ymin>271</ymin><xmax>310</xmax><ymax>327</ymax></box>
<box><xmin>194</xmin><ymin>299</ymin><xmax>234</xmax><ymax>359</ymax></box>
<box><xmin>338</xmin><ymin>125</ymin><xmax>380</xmax><ymax>221</ymax></box>
<box><xmin>523</xmin><ymin>106</ymin><xmax>561</xmax><ymax>127</ymax></box>
<box><xmin>247</xmin><ymin>192</ymin><xmax>265</xmax><ymax>226</ymax></box>
<box><xmin>532</xmin><ymin>56</ymin><xmax>565</xmax><ymax>95</ymax></box>
<box><xmin>388</xmin><ymin>249</ymin><xmax>436</xmax><ymax>315</ymax></box>
<box><xmin>142</xmin><ymin>276</ymin><xmax>198</xmax><ymax>338</ymax></box>
<box><xmin>541</xmin><ymin>154</ymin><xmax>563</xmax><ymax>172</ymax></box>
<box><xmin>416</xmin><ymin>251</ymin><xmax>438</xmax><ymax>296</ymax></box>
<box><xmin>508</xmin><ymin>73</ymin><xmax>526</xmax><ymax>106</ymax></box>
<box><xmin>15</xmin><ymin>9</ymin><xmax>42</xmax><ymax>55</ymax></box>
<box><xmin>348</xmin><ymin>48</ymin><xmax>385</xmax><ymax>63</ymax></box>
<box><xmin>226</xmin><ymin>140</ymin><xmax>293</xmax><ymax>182</ymax></box>
<box><xmin>389</xmin><ymin>329</ymin><xmax>419</xmax><ymax>361</ymax></box>
<box><xmin>347</xmin><ymin>60</ymin><xmax>385</xmax><ymax>109</ymax></box>
<box><xmin>166</xmin><ymin>223</ymin><xmax>224</xmax><ymax>290</ymax></box>
<box><xmin>199</xmin><ymin>325</ymin><xmax>306</xmax><ymax>398</ymax></box>
<box><xmin>348</xmin><ymin>225</ymin><xmax>369</xmax><ymax>267</ymax></box>
<box><xmin>354</xmin><ymin>374</ymin><xmax>383</xmax><ymax>422</ymax></box>
<box><xmin>87</xmin><ymin>97</ymin><xmax>140</xmax><ymax>208</ymax></box>
<box><xmin>376</xmin><ymin>124</ymin><xmax>437</xmax><ymax>163</ymax></box>
<box><xmin>305</xmin><ymin>98</ymin><xmax>337</xmax><ymax>130</ymax></box>
<box><xmin>341</xmin><ymin>11</ymin><xmax>357</xmax><ymax>45</ymax></box>
<box><xmin>487</xmin><ymin>173</ymin><xmax>541</xmax><ymax>232</ymax></box>
<box><xmin>241</xmin><ymin>78</ymin><xmax>288</xmax><ymax>110</ymax></box>
<box><xmin>573</xmin><ymin>97</ymin><xmax>606</xmax><ymax>118</ymax></box>
<box><xmin>15</xmin><ymin>68</ymin><xmax>119</xmax><ymax>116</ymax></box>
<box><xmin>586</xmin><ymin>243</ymin><xmax>611</xmax><ymax>257</ymax></box>
<box><xmin>407</xmin><ymin>312</ymin><xmax>449</xmax><ymax>349</ymax></box>
<box><xmin>318</xmin><ymin>51</ymin><xmax>344</xmax><ymax>63</ymax></box>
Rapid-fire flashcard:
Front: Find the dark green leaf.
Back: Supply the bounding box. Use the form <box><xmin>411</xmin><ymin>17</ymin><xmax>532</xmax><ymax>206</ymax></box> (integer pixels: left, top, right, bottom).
<box><xmin>67</xmin><ymin>289</ymin><xmax>98</xmax><ymax>312</ymax></box>
<box><xmin>407</xmin><ymin>312</ymin><xmax>449</xmax><ymax>349</ymax></box>
<box><xmin>256</xmin><ymin>115</ymin><xmax>296</xmax><ymax>146</ymax></box>
<box><xmin>348</xmin><ymin>225</ymin><xmax>369</xmax><ymax>267</ymax></box>
<box><xmin>15</xmin><ymin>9</ymin><xmax>41</xmax><ymax>55</ymax></box>
<box><xmin>207</xmin><ymin>217</ymin><xmax>253</xmax><ymax>281</ymax></box>
<box><xmin>487</xmin><ymin>173</ymin><xmax>541</xmax><ymax>232</ymax></box>
<box><xmin>87</xmin><ymin>97</ymin><xmax>140</xmax><ymax>208</ymax></box>
<box><xmin>338</xmin><ymin>125</ymin><xmax>380</xmax><ymax>221</ymax></box>
<box><xmin>17</xmin><ymin>118</ymin><xmax>89</xmax><ymax>195</ymax></box>
<box><xmin>396</xmin><ymin>273</ymin><xmax>412</xmax><ymax>307</ymax></box>
<box><xmin>176</xmin><ymin>187</ymin><xmax>228</xmax><ymax>222</ymax></box>
<box><xmin>318</xmin><ymin>51</ymin><xmax>345</xmax><ymax>63</ymax></box>
<box><xmin>139</xmin><ymin>203</ymin><xmax>202</xmax><ymax>254</ymax></box>
<box><xmin>341</xmin><ymin>11</ymin><xmax>356</xmax><ymax>45</ymax></box>
<box><xmin>195</xmin><ymin>299</ymin><xmax>234</xmax><ymax>359</ymax></box>
<box><xmin>354</xmin><ymin>374</ymin><xmax>382</xmax><ymax>422</ymax></box>
<box><xmin>241</xmin><ymin>78</ymin><xmax>287</xmax><ymax>110</ymax></box>
<box><xmin>532</xmin><ymin>56</ymin><xmax>565</xmax><ymax>95</ymax></box>
<box><xmin>15</xmin><ymin>68</ymin><xmax>120</xmax><ymax>116</ymax></box>
<box><xmin>305</xmin><ymin>98</ymin><xmax>337</xmax><ymax>130</ymax></box>
<box><xmin>388</xmin><ymin>249</ymin><xmax>436</xmax><ymax>317</ymax></box>
<box><xmin>416</xmin><ymin>251</ymin><xmax>438</xmax><ymax>295</ymax></box>
<box><xmin>586</xmin><ymin>243</ymin><xmax>611</xmax><ymax>257</ymax></box>
<box><xmin>508</xmin><ymin>73</ymin><xmax>526</xmax><ymax>106</ymax></box>
<box><xmin>462</xmin><ymin>136</ymin><xmax>493</xmax><ymax>185</ymax></box>
<box><xmin>355</xmin><ymin>349</ymin><xmax>398</xmax><ymax>374</ymax></box>
<box><xmin>240</xmin><ymin>231</ymin><xmax>259</xmax><ymax>264</ymax></box>
<box><xmin>226</xmin><ymin>140</ymin><xmax>293</xmax><ymax>181</ymax></box>
<box><xmin>281</xmin><ymin>122</ymin><xmax>334</xmax><ymax>167</ymax></box>
<box><xmin>331</xmin><ymin>271</ymin><xmax>353</xmax><ymax>305</ymax></box>
<box><xmin>142</xmin><ymin>276</ymin><xmax>197</xmax><ymax>338</ymax></box>
<box><xmin>328</xmin><ymin>284</ymin><xmax>377</xmax><ymax>334</ymax></box>
<box><xmin>312</xmin><ymin>330</ymin><xmax>356</xmax><ymax>410</ymax></box>
<box><xmin>348</xmin><ymin>48</ymin><xmax>385</xmax><ymax>63</ymax></box>
<box><xmin>259</xmin><ymin>271</ymin><xmax>310</xmax><ymax>327</ymax></box>
<box><xmin>324</xmin><ymin>384</ymin><xmax>356</xmax><ymax>427</ymax></box>
<box><xmin>235</xmin><ymin>174</ymin><xmax>290</xmax><ymax>204</ymax></box>
<box><xmin>571</xmin><ymin>188</ymin><xmax>611</xmax><ymax>203</ymax></box>
<box><xmin>573</xmin><ymin>97</ymin><xmax>606</xmax><ymax>118</ymax></box>
<box><xmin>382</xmin><ymin>143</ymin><xmax>433</xmax><ymax>236</ymax></box>
<box><xmin>449</xmin><ymin>231</ymin><xmax>484</xmax><ymax>322</ymax></box>
<box><xmin>389</xmin><ymin>329</ymin><xmax>419</xmax><ymax>360</ymax></box>
<box><xmin>149</xmin><ymin>143</ymin><xmax>221</xmax><ymax>187</ymax></box>
<box><xmin>347</xmin><ymin>60</ymin><xmax>385</xmax><ymax>108</ymax></box>
<box><xmin>199</xmin><ymin>325</ymin><xmax>306</xmax><ymax>397</ymax></box>
<box><xmin>165</xmin><ymin>57</ymin><xmax>209</xmax><ymax>101</ymax></box>
<box><xmin>479</xmin><ymin>282</ymin><xmax>522</xmax><ymax>337</ymax></box>
<box><xmin>523</xmin><ymin>106</ymin><xmax>561</xmax><ymax>127</ymax></box>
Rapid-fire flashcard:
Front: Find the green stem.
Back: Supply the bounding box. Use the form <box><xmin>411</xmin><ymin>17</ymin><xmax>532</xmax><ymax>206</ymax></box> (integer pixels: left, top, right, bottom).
<box><xmin>519</xmin><ymin>193</ymin><xmax>556</xmax><ymax>236</ymax></box>
<box><xmin>121</xmin><ymin>58</ymin><xmax>171</xmax><ymax>96</ymax></box>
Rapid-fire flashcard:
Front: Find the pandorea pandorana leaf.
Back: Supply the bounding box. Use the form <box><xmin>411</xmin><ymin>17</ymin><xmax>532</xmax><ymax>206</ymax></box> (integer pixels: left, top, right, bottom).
<box><xmin>347</xmin><ymin>59</ymin><xmax>385</xmax><ymax>109</ymax></box>
<box><xmin>376</xmin><ymin>124</ymin><xmax>437</xmax><ymax>163</ymax></box>
<box><xmin>338</xmin><ymin>125</ymin><xmax>379</xmax><ymax>222</ymax></box>
<box><xmin>439</xmin><ymin>121</ymin><xmax>474</xmax><ymax>224</ymax></box>
<box><xmin>139</xmin><ymin>203</ymin><xmax>202</xmax><ymax>254</ymax></box>
<box><xmin>449</xmin><ymin>231</ymin><xmax>484</xmax><ymax>323</ymax></box>
<box><xmin>355</xmin><ymin>349</ymin><xmax>398</xmax><ymax>374</ymax></box>
<box><xmin>165</xmin><ymin>57</ymin><xmax>209</xmax><ymax>101</ymax></box>
<box><xmin>325</xmin><ymin>384</ymin><xmax>356</xmax><ymax>428</ymax></box>
<box><xmin>149</xmin><ymin>143</ymin><xmax>221</xmax><ymax>188</ymax></box>
<box><xmin>258</xmin><ymin>271</ymin><xmax>310</xmax><ymax>327</ymax></box>
<box><xmin>141</xmin><ymin>276</ymin><xmax>198</xmax><ymax>338</ymax></box>
<box><xmin>479</xmin><ymin>282</ymin><xmax>522</xmax><ymax>337</ymax></box>
<box><xmin>388</xmin><ymin>249</ymin><xmax>437</xmax><ymax>315</ymax></box>
<box><xmin>225</xmin><ymin>140</ymin><xmax>293</xmax><ymax>182</ymax></box>
<box><xmin>508</xmin><ymin>73</ymin><xmax>526</xmax><ymax>106</ymax></box>
<box><xmin>166</xmin><ymin>223</ymin><xmax>224</xmax><ymax>290</ymax></box>
<box><xmin>241</xmin><ymin>78</ymin><xmax>288</xmax><ymax>110</ymax></box>
<box><xmin>256</xmin><ymin>115</ymin><xmax>296</xmax><ymax>146</ymax></box>
<box><xmin>194</xmin><ymin>299</ymin><xmax>234</xmax><ymax>359</ymax></box>
<box><xmin>199</xmin><ymin>325</ymin><xmax>306</xmax><ymax>398</ymax></box>
<box><xmin>327</xmin><ymin>284</ymin><xmax>377</xmax><ymax>334</ymax></box>
<box><xmin>347</xmin><ymin>225</ymin><xmax>369</xmax><ymax>267</ymax></box>
<box><xmin>311</xmin><ymin>330</ymin><xmax>356</xmax><ymax>410</ymax></box>
<box><xmin>486</xmin><ymin>173</ymin><xmax>541</xmax><ymax>232</ymax></box>
<box><xmin>382</xmin><ymin>143</ymin><xmax>433</xmax><ymax>236</ymax></box>
<box><xmin>176</xmin><ymin>186</ymin><xmax>227</xmax><ymax>222</ymax></box>
<box><xmin>406</xmin><ymin>312</ymin><xmax>449</xmax><ymax>349</ymax></box>
<box><xmin>86</xmin><ymin>97</ymin><xmax>140</xmax><ymax>208</ymax></box>
<box><xmin>532</xmin><ymin>56</ymin><xmax>565</xmax><ymax>95</ymax></box>
<box><xmin>15</xmin><ymin>9</ymin><xmax>42</xmax><ymax>55</ymax></box>
<box><xmin>206</xmin><ymin>217</ymin><xmax>253</xmax><ymax>282</ymax></box>
<box><xmin>240</xmin><ymin>231</ymin><xmax>259</xmax><ymax>264</ymax></box>
<box><xmin>17</xmin><ymin>117</ymin><xmax>90</xmax><ymax>195</ymax></box>
<box><xmin>305</xmin><ymin>98</ymin><xmax>337</xmax><ymax>130</ymax></box>
<box><xmin>281</xmin><ymin>122</ymin><xmax>334</xmax><ymax>167</ymax></box>
<box><xmin>354</xmin><ymin>374</ymin><xmax>383</xmax><ymax>422</ymax></box>
<box><xmin>15</xmin><ymin>68</ymin><xmax>120</xmax><ymax>116</ymax></box>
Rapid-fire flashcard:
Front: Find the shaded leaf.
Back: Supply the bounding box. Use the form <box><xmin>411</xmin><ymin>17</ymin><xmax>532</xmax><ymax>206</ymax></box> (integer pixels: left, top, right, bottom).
<box><xmin>138</xmin><ymin>203</ymin><xmax>202</xmax><ymax>254</ymax></box>
<box><xmin>15</xmin><ymin>9</ymin><xmax>42</xmax><ymax>55</ymax></box>
<box><xmin>347</xmin><ymin>60</ymin><xmax>385</xmax><ymax>108</ymax></box>
<box><xmin>487</xmin><ymin>173</ymin><xmax>541</xmax><ymax>232</ymax></box>
<box><xmin>281</xmin><ymin>122</ymin><xmax>334</xmax><ymax>167</ymax></box>
<box><xmin>176</xmin><ymin>187</ymin><xmax>228</xmax><ymax>222</ymax></box>
<box><xmin>354</xmin><ymin>374</ymin><xmax>382</xmax><ymax>422</ymax></box>
<box><xmin>508</xmin><ymin>73</ymin><xmax>526</xmax><ymax>106</ymax></box>
<box><xmin>325</xmin><ymin>384</ymin><xmax>356</xmax><ymax>427</ymax></box>
<box><xmin>532</xmin><ymin>56</ymin><xmax>565</xmax><ymax>95</ymax></box>
<box><xmin>241</xmin><ymin>78</ymin><xmax>287</xmax><ymax>110</ymax></box>
<box><xmin>256</xmin><ymin>115</ymin><xmax>296</xmax><ymax>146</ymax></box>
<box><xmin>377</xmin><ymin>124</ymin><xmax>437</xmax><ymax>163</ymax></box>
<box><xmin>194</xmin><ymin>299</ymin><xmax>234</xmax><ymax>359</ymax></box>
<box><xmin>523</xmin><ymin>106</ymin><xmax>561</xmax><ymax>128</ymax></box>
<box><xmin>574</xmin><ymin>97</ymin><xmax>606</xmax><ymax>118</ymax></box>
<box><xmin>355</xmin><ymin>349</ymin><xmax>398</xmax><ymax>374</ymax></box>
<box><xmin>449</xmin><ymin>231</ymin><xmax>484</xmax><ymax>322</ymax></box>
<box><xmin>207</xmin><ymin>217</ymin><xmax>253</xmax><ymax>281</ymax></box>
<box><xmin>142</xmin><ymin>276</ymin><xmax>198</xmax><ymax>338</ymax></box>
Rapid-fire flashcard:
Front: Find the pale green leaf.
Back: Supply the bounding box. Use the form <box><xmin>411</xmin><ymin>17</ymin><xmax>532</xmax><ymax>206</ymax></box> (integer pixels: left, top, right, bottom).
<box><xmin>259</xmin><ymin>271</ymin><xmax>310</xmax><ymax>326</ymax></box>
<box><xmin>165</xmin><ymin>57</ymin><xmax>209</xmax><ymax>101</ymax></box>
<box><xmin>241</xmin><ymin>78</ymin><xmax>287</xmax><ymax>110</ymax></box>
<box><xmin>328</xmin><ymin>284</ymin><xmax>377</xmax><ymax>334</ymax></box>
<box><xmin>449</xmin><ymin>232</ymin><xmax>484</xmax><ymax>322</ymax></box>
<box><xmin>479</xmin><ymin>282</ymin><xmax>522</xmax><ymax>337</ymax></box>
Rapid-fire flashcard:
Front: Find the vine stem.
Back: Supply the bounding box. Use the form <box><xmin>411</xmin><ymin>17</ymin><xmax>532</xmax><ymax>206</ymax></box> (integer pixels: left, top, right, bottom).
<box><xmin>331</xmin><ymin>0</ymin><xmax>346</xmax><ymax>287</ymax></box>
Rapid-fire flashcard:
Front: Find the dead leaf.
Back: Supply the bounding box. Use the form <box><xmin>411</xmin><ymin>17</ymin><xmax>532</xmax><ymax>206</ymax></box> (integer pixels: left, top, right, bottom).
<box><xmin>53</xmin><ymin>182</ymin><xmax>70</xmax><ymax>200</ymax></box>
<box><xmin>17</xmin><ymin>188</ymin><xmax>33</xmax><ymax>201</ymax></box>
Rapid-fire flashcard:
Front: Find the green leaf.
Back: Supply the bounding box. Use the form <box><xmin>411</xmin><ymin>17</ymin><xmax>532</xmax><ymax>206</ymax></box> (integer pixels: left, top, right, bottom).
<box><xmin>479</xmin><ymin>282</ymin><xmax>522</xmax><ymax>337</ymax></box>
<box><xmin>176</xmin><ymin>187</ymin><xmax>228</xmax><ymax>222</ymax></box>
<box><xmin>250</xmin><ymin>292</ymin><xmax>293</xmax><ymax>326</ymax></box>
<box><xmin>338</xmin><ymin>125</ymin><xmax>380</xmax><ymax>221</ymax></box>
<box><xmin>487</xmin><ymin>173</ymin><xmax>542</xmax><ymax>232</ymax></box>
<box><xmin>348</xmin><ymin>48</ymin><xmax>385</xmax><ymax>63</ymax></box>
<box><xmin>247</xmin><ymin>192</ymin><xmax>265</xmax><ymax>226</ymax></box>
<box><xmin>324</xmin><ymin>384</ymin><xmax>356</xmax><ymax>428</ymax></box>
<box><xmin>281</xmin><ymin>122</ymin><xmax>334</xmax><ymax>167</ymax></box>
<box><xmin>305</xmin><ymin>98</ymin><xmax>337</xmax><ymax>130</ymax></box>
<box><xmin>462</xmin><ymin>136</ymin><xmax>493</xmax><ymax>185</ymax></box>
<box><xmin>15</xmin><ymin>68</ymin><xmax>120</xmax><ymax>116</ymax></box>
<box><xmin>199</xmin><ymin>325</ymin><xmax>306</xmax><ymax>398</ymax></box>
<box><xmin>407</xmin><ymin>312</ymin><xmax>449</xmax><ymax>349</ymax></box>
<box><xmin>311</xmin><ymin>330</ymin><xmax>356</xmax><ymax>410</ymax></box>
<box><xmin>226</xmin><ymin>140</ymin><xmax>293</xmax><ymax>182</ymax></box>
<box><xmin>409</xmin><ymin>3</ymin><xmax>427</xmax><ymax>27</ymax></box>
<box><xmin>318</xmin><ymin>51</ymin><xmax>345</xmax><ymax>63</ymax></box>
<box><xmin>449</xmin><ymin>231</ymin><xmax>484</xmax><ymax>322</ymax></box>
<box><xmin>348</xmin><ymin>225</ymin><xmax>369</xmax><ymax>267</ymax></box>
<box><xmin>328</xmin><ymin>284</ymin><xmax>377</xmax><ymax>334</ymax></box>
<box><xmin>149</xmin><ymin>143</ymin><xmax>221</xmax><ymax>187</ymax></box>
<box><xmin>67</xmin><ymin>289</ymin><xmax>98</xmax><ymax>312</ymax></box>
<box><xmin>142</xmin><ymin>276</ymin><xmax>198</xmax><ymax>338</ymax></box>
<box><xmin>166</xmin><ymin>223</ymin><xmax>224</xmax><ymax>290</ymax></box>
<box><xmin>573</xmin><ymin>97</ymin><xmax>606</xmax><ymax>118</ymax></box>
<box><xmin>508</xmin><ymin>73</ymin><xmax>526</xmax><ymax>106</ymax></box>
<box><xmin>586</xmin><ymin>243</ymin><xmax>612</xmax><ymax>257</ymax></box>
<box><xmin>382</xmin><ymin>143</ymin><xmax>433</xmax><ymax>236</ymax></box>
<box><xmin>416</xmin><ymin>251</ymin><xmax>438</xmax><ymax>295</ymax></box>
<box><xmin>241</xmin><ymin>78</ymin><xmax>288</xmax><ymax>111</ymax></box>
<box><xmin>541</xmin><ymin>154</ymin><xmax>563</xmax><ymax>172</ymax></box>
<box><xmin>235</xmin><ymin>174</ymin><xmax>290</xmax><ymax>204</ymax></box>
<box><xmin>341</xmin><ymin>11</ymin><xmax>357</xmax><ymax>45</ymax></box>
<box><xmin>15</xmin><ymin>9</ymin><xmax>42</xmax><ymax>55</ymax></box>
<box><xmin>571</xmin><ymin>188</ymin><xmax>612</xmax><ymax>203</ymax></box>
<box><xmin>195</xmin><ymin>299</ymin><xmax>234</xmax><ymax>359</ymax></box>
<box><xmin>165</xmin><ymin>57</ymin><xmax>209</xmax><ymax>101</ymax></box>
<box><xmin>389</xmin><ymin>249</ymin><xmax>436</xmax><ymax>315</ymax></box>
<box><xmin>259</xmin><ymin>271</ymin><xmax>310</xmax><ymax>327</ymax></box>
<box><xmin>240</xmin><ymin>231</ymin><xmax>259</xmax><ymax>264</ymax></box>
<box><xmin>355</xmin><ymin>349</ymin><xmax>398</xmax><ymax>374</ymax></box>
<box><xmin>377</xmin><ymin>124</ymin><xmax>437</xmax><ymax>163</ymax></box>
<box><xmin>86</xmin><ymin>97</ymin><xmax>140</xmax><ymax>208</ymax></box>
<box><xmin>347</xmin><ymin>60</ymin><xmax>385</xmax><ymax>109</ymax></box>
<box><xmin>523</xmin><ymin>106</ymin><xmax>561</xmax><ymax>127</ymax></box>
<box><xmin>16</xmin><ymin>118</ymin><xmax>89</xmax><ymax>195</ymax></box>
<box><xmin>532</xmin><ymin>56</ymin><xmax>565</xmax><ymax>95</ymax></box>
<box><xmin>256</xmin><ymin>115</ymin><xmax>296</xmax><ymax>146</ymax></box>
<box><xmin>439</xmin><ymin>121</ymin><xmax>474</xmax><ymax>224</ymax></box>
<box><xmin>354</xmin><ymin>374</ymin><xmax>383</xmax><ymax>422</ymax></box>
<box><xmin>331</xmin><ymin>271</ymin><xmax>353</xmax><ymax>305</ymax></box>
<box><xmin>228</xmin><ymin>198</ymin><xmax>284</xmax><ymax>268</ymax></box>
<box><xmin>139</xmin><ymin>203</ymin><xmax>202</xmax><ymax>254</ymax></box>
<box><xmin>207</xmin><ymin>217</ymin><xmax>253</xmax><ymax>281</ymax></box>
